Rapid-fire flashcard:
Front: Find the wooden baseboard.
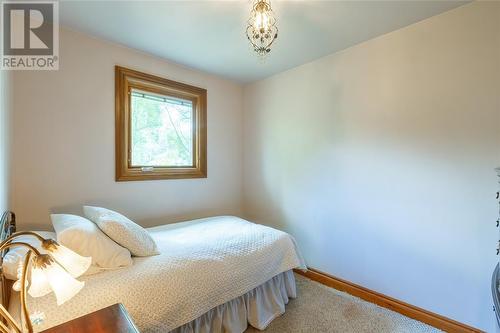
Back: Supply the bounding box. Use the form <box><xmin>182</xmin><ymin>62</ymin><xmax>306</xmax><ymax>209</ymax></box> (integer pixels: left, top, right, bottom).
<box><xmin>294</xmin><ymin>268</ymin><xmax>482</xmax><ymax>333</ymax></box>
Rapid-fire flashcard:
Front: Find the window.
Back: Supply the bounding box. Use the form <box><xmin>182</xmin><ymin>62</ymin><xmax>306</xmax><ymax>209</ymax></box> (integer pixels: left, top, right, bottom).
<box><xmin>115</xmin><ymin>66</ymin><xmax>207</xmax><ymax>181</ymax></box>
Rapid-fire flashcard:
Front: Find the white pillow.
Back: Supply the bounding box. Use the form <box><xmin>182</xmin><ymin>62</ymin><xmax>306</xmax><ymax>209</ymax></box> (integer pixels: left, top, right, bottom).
<box><xmin>2</xmin><ymin>231</ymin><xmax>55</xmax><ymax>280</ymax></box>
<box><xmin>83</xmin><ymin>206</ymin><xmax>159</xmax><ymax>257</ymax></box>
<box><xmin>51</xmin><ymin>214</ymin><xmax>133</xmax><ymax>270</ymax></box>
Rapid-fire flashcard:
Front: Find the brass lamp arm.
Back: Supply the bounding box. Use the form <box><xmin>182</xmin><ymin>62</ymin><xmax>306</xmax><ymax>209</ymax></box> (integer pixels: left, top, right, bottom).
<box><xmin>2</xmin><ymin>231</ymin><xmax>45</xmax><ymax>246</ymax></box>
<box><xmin>20</xmin><ymin>251</ymin><xmax>33</xmax><ymax>333</ymax></box>
<box><xmin>0</xmin><ymin>305</ymin><xmax>21</xmax><ymax>333</ymax></box>
<box><xmin>0</xmin><ymin>242</ymin><xmax>41</xmax><ymax>257</ymax></box>
<box><xmin>0</xmin><ymin>319</ymin><xmax>13</xmax><ymax>333</ymax></box>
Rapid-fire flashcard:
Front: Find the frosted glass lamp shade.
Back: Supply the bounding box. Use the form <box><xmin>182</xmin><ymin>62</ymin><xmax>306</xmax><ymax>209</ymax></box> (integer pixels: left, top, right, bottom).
<box><xmin>28</xmin><ymin>255</ymin><xmax>84</xmax><ymax>305</ymax></box>
<box><xmin>28</xmin><ymin>264</ymin><xmax>52</xmax><ymax>298</ymax></box>
<box><xmin>44</xmin><ymin>260</ymin><xmax>84</xmax><ymax>305</ymax></box>
<box><xmin>42</xmin><ymin>239</ymin><xmax>91</xmax><ymax>278</ymax></box>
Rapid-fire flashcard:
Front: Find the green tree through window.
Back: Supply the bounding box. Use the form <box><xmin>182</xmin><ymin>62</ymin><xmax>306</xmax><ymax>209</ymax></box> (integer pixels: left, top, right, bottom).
<box><xmin>130</xmin><ymin>90</ymin><xmax>193</xmax><ymax>167</ymax></box>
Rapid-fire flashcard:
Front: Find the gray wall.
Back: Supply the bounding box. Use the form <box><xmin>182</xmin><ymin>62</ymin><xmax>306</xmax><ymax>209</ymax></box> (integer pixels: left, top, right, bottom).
<box><xmin>243</xmin><ymin>2</ymin><xmax>500</xmax><ymax>331</ymax></box>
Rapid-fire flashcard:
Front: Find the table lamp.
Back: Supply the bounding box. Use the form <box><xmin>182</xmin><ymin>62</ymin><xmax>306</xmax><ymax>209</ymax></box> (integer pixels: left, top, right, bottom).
<box><xmin>0</xmin><ymin>231</ymin><xmax>91</xmax><ymax>333</ymax></box>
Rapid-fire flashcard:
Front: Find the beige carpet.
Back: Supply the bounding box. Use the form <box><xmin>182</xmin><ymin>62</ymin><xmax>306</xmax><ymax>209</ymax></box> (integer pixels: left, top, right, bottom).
<box><xmin>246</xmin><ymin>274</ymin><xmax>442</xmax><ymax>333</ymax></box>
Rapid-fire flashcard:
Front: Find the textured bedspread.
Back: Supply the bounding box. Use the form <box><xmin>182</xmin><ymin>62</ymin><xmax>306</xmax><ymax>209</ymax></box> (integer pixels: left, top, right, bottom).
<box><xmin>27</xmin><ymin>216</ymin><xmax>306</xmax><ymax>332</ymax></box>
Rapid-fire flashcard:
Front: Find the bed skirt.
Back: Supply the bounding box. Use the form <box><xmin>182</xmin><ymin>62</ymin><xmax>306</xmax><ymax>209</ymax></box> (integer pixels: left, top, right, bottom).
<box><xmin>170</xmin><ymin>270</ymin><xmax>296</xmax><ymax>333</ymax></box>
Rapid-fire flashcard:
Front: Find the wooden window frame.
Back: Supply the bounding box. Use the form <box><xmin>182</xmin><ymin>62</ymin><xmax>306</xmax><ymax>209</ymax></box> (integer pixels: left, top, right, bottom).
<box><xmin>115</xmin><ymin>66</ymin><xmax>207</xmax><ymax>181</ymax></box>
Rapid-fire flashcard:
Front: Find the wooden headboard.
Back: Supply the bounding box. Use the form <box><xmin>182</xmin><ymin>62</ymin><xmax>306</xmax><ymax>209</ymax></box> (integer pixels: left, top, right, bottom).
<box><xmin>0</xmin><ymin>211</ymin><xmax>16</xmax><ymax>308</ymax></box>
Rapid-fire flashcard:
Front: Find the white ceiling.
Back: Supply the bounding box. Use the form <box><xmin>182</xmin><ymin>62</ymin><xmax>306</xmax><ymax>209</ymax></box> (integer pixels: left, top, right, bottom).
<box><xmin>60</xmin><ymin>0</ymin><xmax>468</xmax><ymax>83</ymax></box>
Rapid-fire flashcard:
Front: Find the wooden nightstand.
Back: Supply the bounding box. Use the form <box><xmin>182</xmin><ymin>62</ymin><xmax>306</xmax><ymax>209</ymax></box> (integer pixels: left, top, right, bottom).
<box><xmin>40</xmin><ymin>303</ymin><xmax>139</xmax><ymax>333</ymax></box>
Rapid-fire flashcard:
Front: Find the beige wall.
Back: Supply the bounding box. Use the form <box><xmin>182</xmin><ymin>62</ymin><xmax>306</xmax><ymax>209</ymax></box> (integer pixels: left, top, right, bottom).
<box><xmin>11</xmin><ymin>28</ymin><xmax>243</xmax><ymax>229</ymax></box>
<box><xmin>8</xmin><ymin>1</ymin><xmax>500</xmax><ymax>330</ymax></box>
<box><xmin>0</xmin><ymin>70</ymin><xmax>11</xmax><ymax>214</ymax></box>
<box><xmin>243</xmin><ymin>2</ymin><xmax>500</xmax><ymax>331</ymax></box>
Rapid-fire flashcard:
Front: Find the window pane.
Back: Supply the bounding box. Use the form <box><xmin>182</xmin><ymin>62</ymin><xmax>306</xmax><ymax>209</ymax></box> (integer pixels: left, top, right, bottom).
<box><xmin>130</xmin><ymin>89</ymin><xmax>193</xmax><ymax>167</ymax></box>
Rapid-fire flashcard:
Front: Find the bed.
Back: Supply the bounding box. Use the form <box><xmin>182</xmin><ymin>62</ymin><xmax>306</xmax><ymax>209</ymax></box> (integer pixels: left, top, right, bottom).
<box><xmin>1</xmin><ymin>213</ymin><xmax>306</xmax><ymax>333</ymax></box>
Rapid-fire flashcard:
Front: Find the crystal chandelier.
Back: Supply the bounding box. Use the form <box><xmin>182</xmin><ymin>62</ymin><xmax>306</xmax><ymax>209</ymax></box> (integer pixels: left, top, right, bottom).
<box><xmin>246</xmin><ymin>0</ymin><xmax>278</xmax><ymax>56</ymax></box>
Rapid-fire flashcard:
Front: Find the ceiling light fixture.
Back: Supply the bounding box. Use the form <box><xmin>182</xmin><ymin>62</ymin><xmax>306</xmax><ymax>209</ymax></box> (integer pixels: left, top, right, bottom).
<box><xmin>246</xmin><ymin>0</ymin><xmax>278</xmax><ymax>57</ymax></box>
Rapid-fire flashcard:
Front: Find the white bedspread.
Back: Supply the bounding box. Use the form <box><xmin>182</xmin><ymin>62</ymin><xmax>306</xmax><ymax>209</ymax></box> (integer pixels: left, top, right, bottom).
<box><xmin>26</xmin><ymin>216</ymin><xmax>306</xmax><ymax>332</ymax></box>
